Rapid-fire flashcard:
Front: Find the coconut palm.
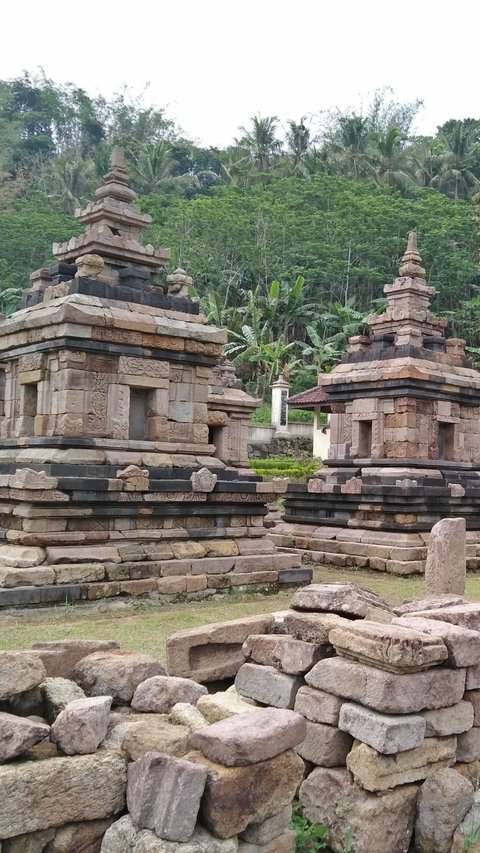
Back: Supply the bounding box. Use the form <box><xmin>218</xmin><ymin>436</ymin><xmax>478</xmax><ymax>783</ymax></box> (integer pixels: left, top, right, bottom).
<box><xmin>236</xmin><ymin>115</ymin><xmax>282</xmax><ymax>181</ymax></box>
<box><xmin>368</xmin><ymin>126</ymin><xmax>415</xmax><ymax>191</ymax></box>
<box><xmin>430</xmin><ymin>122</ymin><xmax>480</xmax><ymax>200</ymax></box>
<box><xmin>285</xmin><ymin>117</ymin><xmax>311</xmax><ymax>175</ymax></box>
<box><xmin>328</xmin><ymin>115</ymin><xmax>371</xmax><ymax>180</ymax></box>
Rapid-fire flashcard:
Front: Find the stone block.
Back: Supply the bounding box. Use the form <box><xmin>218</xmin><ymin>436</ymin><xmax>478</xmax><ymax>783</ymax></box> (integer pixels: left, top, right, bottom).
<box><xmin>101</xmin><ymin>815</ymin><xmax>237</xmax><ymax>852</ymax></box>
<box><xmin>300</xmin><ymin>766</ymin><xmax>418</xmax><ymax>853</ymax></box>
<box><xmin>291</xmin><ymin>582</ymin><xmax>391</xmax><ymax>618</ymax></box>
<box><xmin>235</xmin><ymin>663</ymin><xmax>303</xmax><ymax>709</ymax></box>
<box><xmin>39</xmin><ymin>818</ymin><xmax>115</xmax><ymax>853</ymax></box>
<box><xmin>0</xmin><ymin>711</ymin><xmax>49</xmax><ymax>762</ymax></box>
<box><xmin>239</xmin><ymin>804</ymin><xmax>292</xmax><ymax>844</ymax></box>
<box><xmin>0</xmin><ymin>651</ymin><xmax>46</xmax><ymax>701</ymax></box>
<box><xmin>191</xmin><ymin>708</ymin><xmax>306</xmax><ymax>766</ymax></box>
<box><xmin>422</xmin><ymin>702</ymin><xmax>474</xmax><ymax>737</ymax></box>
<box><xmin>294</xmin><ymin>685</ymin><xmax>343</xmax><ymax>725</ymax></box>
<box><xmin>73</xmin><ymin>651</ymin><xmax>166</xmax><ymax>705</ymax></box>
<box><xmin>297</xmin><ymin>720</ymin><xmax>352</xmax><ymax>766</ymax></box>
<box><xmin>238</xmin><ymin>829</ymin><xmax>296</xmax><ymax>852</ymax></box>
<box><xmin>0</xmin><ymin>754</ymin><xmax>126</xmax><ymax>838</ymax></box>
<box><xmin>0</xmin><ymin>566</ymin><xmax>55</xmax><ymax>587</ymax></box>
<box><xmin>242</xmin><ymin>634</ymin><xmax>327</xmax><ymax>674</ymax></box>
<box><xmin>284</xmin><ymin>611</ymin><xmax>351</xmax><ymax>643</ymax></box>
<box><xmin>406</xmin><ymin>603</ymin><xmax>480</xmax><ymax>632</ymax></box>
<box><xmin>191</xmin><ymin>467</ymin><xmax>217</xmax><ymax>493</ymax></box>
<box><xmin>121</xmin><ymin>718</ymin><xmax>190</xmax><ymax>762</ymax></box>
<box><xmin>457</xmin><ymin>728</ymin><xmax>480</xmax><ymax>762</ymax></box>
<box><xmin>392</xmin><ymin>615</ymin><xmax>480</xmax><ymax>667</ymax></box>
<box><xmin>0</xmin><ymin>545</ymin><xmax>44</xmax><ymax>567</ymax></box>
<box><xmin>127</xmin><ymin>752</ymin><xmax>208</xmax><ymax>842</ymax></box>
<box><xmin>166</xmin><ymin>614</ymin><xmax>275</xmax><ymax>682</ymax></box>
<box><xmin>329</xmin><ymin>619</ymin><xmax>448</xmax><ymax>672</ymax></box>
<box><xmin>50</xmin><ymin>696</ymin><xmax>111</xmax><ymax>755</ymax></box>
<box><xmin>394</xmin><ymin>595</ymin><xmax>466</xmax><ymax>616</ymax></box>
<box><xmin>46</xmin><ymin>546</ymin><xmax>121</xmax><ymax>564</ymax></box>
<box><xmin>169</xmin><ymin>702</ymin><xmax>208</xmax><ymax>731</ymax></box>
<box><xmin>415</xmin><ymin>768</ymin><xmax>474</xmax><ymax>853</ymax></box>
<box><xmin>196</xmin><ymin>691</ymin><xmax>258</xmax><ymax>723</ymax></box>
<box><xmin>466</xmin><ymin>690</ymin><xmax>480</xmax><ymax>725</ymax></box>
<box><xmin>131</xmin><ymin>675</ymin><xmax>207</xmax><ymax>713</ymax></box>
<box><xmin>451</xmin><ymin>792</ymin><xmax>480</xmax><ymax>853</ymax></box>
<box><xmin>305</xmin><ymin>657</ymin><xmax>466</xmax><ymax>713</ymax></box>
<box><xmin>41</xmin><ymin>677</ymin><xmax>87</xmax><ymax>723</ymax></box>
<box><xmin>425</xmin><ymin>518</ymin><xmax>466</xmax><ymax>597</ymax></box>
<box><xmin>467</xmin><ymin>664</ymin><xmax>480</xmax><ymax>690</ymax></box>
<box><xmin>346</xmin><ymin>737</ymin><xmax>457</xmax><ymax>791</ymax></box>
<box><xmin>187</xmin><ymin>747</ymin><xmax>304</xmax><ymax>838</ymax></box>
<box><xmin>338</xmin><ymin>701</ymin><xmax>426</xmax><ymax>754</ymax></box>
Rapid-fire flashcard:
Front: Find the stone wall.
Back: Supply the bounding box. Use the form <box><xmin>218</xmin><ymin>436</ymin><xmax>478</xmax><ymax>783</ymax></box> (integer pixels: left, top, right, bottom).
<box><xmin>248</xmin><ymin>435</ymin><xmax>313</xmax><ymax>460</ymax></box>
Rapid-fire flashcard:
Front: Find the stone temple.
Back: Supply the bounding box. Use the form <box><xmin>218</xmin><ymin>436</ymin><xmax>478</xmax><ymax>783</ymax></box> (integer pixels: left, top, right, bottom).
<box><xmin>272</xmin><ymin>233</ymin><xmax>480</xmax><ymax>574</ymax></box>
<box><xmin>0</xmin><ymin>149</ymin><xmax>307</xmax><ymax>607</ymax></box>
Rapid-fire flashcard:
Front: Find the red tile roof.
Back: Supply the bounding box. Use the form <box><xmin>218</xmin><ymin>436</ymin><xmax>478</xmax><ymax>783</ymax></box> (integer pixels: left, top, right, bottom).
<box><xmin>287</xmin><ymin>385</ymin><xmax>329</xmax><ymax>408</ymax></box>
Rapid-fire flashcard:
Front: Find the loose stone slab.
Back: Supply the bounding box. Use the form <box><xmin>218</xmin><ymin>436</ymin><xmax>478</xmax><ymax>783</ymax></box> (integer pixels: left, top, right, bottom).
<box><xmin>239</xmin><ymin>804</ymin><xmax>292</xmax><ymax>844</ymax></box>
<box><xmin>465</xmin><ymin>690</ymin><xmax>480</xmax><ymax>724</ymax></box>
<box><xmin>242</xmin><ymin>634</ymin><xmax>327</xmax><ymax>674</ymax></box>
<box><xmin>166</xmin><ymin>614</ymin><xmax>275</xmax><ymax>682</ymax></box>
<box><xmin>347</xmin><ymin>737</ymin><xmax>457</xmax><ymax>791</ymax></box>
<box><xmin>406</xmin><ymin>604</ymin><xmax>480</xmax><ymax>632</ymax></box>
<box><xmin>305</xmin><ymin>657</ymin><xmax>466</xmax><ymax>713</ymax></box>
<box><xmin>0</xmin><ymin>711</ymin><xmax>49</xmax><ymax>761</ymax></box>
<box><xmin>169</xmin><ymin>702</ymin><xmax>208</xmax><ymax>731</ymax></box>
<box><xmin>196</xmin><ymin>691</ymin><xmax>258</xmax><ymax>723</ymax></box>
<box><xmin>0</xmin><ymin>754</ymin><xmax>126</xmax><ymax>838</ymax></box>
<box><xmin>50</xmin><ymin>696</ymin><xmax>111</xmax><ymax>755</ymax></box>
<box><xmin>0</xmin><ymin>651</ymin><xmax>46</xmax><ymax>700</ymax></box>
<box><xmin>284</xmin><ymin>611</ymin><xmax>351</xmax><ymax>644</ymax></box>
<box><xmin>338</xmin><ymin>702</ymin><xmax>426</xmax><ymax>754</ymax></box>
<box><xmin>422</xmin><ymin>702</ymin><xmax>474</xmax><ymax>737</ymax></box>
<box><xmin>466</xmin><ymin>663</ymin><xmax>480</xmax><ymax>690</ymax></box>
<box><xmin>300</xmin><ymin>766</ymin><xmax>418</xmax><ymax>853</ymax></box>
<box><xmin>127</xmin><ymin>752</ymin><xmax>208</xmax><ymax>842</ymax></box>
<box><xmin>425</xmin><ymin>518</ymin><xmax>466</xmax><ymax>597</ymax></box>
<box><xmin>393</xmin><ymin>616</ymin><xmax>480</xmax><ymax>668</ymax></box>
<box><xmin>329</xmin><ymin>620</ymin><xmax>448</xmax><ymax>672</ymax></box>
<box><xmin>131</xmin><ymin>675</ymin><xmax>207</xmax><ymax>714</ymax></box>
<box><xmin>73</xmin><ymin>651</ymin><xmax>166</xmax><ymax>704</ymax></box>
<box><xmin>296</xmin><ymin>720</ymin><xmax>352</xmax><ymax>766</ymax></box>
<box><xmin>191</xmin><ymin>708</ymin><xmax>306</xmax><ymax>766</ymax></box>
<box><xmin>187</xmin><ymin>748</ymin><xmax>304</xmax><ymax>838</ymax></box>
<box><xmin>238</xmin><ymin>829</ymin><xmax>296</xmax><ymax>853</ymax></box>
<box><xmin>451</xmin><ymin>791</ymin><xmax>480</xmax><ymax>853</ymax></box>
<box><xmin>32</xmin><ymin>639</ymin><xmax>120</xmax><ymax>678</ymax></box>
<box><xmin>102</xmin><ymin>815</ymin><xmax>238</xmax><ymax>852</ymax></box>
<box><xmin>294</xmin><ymin>686</ymin><xmax>343</xmax><ymax>725</ymax></box>
<box><xmin>41</xmin><ymin>677</ymin><xmax>87</xmax><ymax>723</ymax></box>
<box><xmin>235</xmin><ymin>663</ymin><xmax>303</xmax><ymax>709</ymax></box>
<box><xmin>457</xmin><ymin>728</ymin><xmax>480</xmax><ymax>762</ymax></box>
<box><xmin>291</xmin><ymin>583</ymin><xmax>392</xmax><ymax>618</ymax></box>
<box><xmin>415</xmin><ymin>768</ymin><xmax>474</xmax><ymax>853</ymax></box>
<box><xmin>121</xmin><ymin>718</ymin><xmax>190</xmax><ymax>762</ymax></box>
<box><xmin>394</xmin><ymin>595</ymin><xmax>465</xmax><ymax>616</ymax></box>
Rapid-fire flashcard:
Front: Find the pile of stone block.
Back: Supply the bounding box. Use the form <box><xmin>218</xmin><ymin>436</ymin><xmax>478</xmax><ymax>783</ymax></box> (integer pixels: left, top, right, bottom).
<box><xmin>0</xmin><ymin>636</ymin><xmax>307</xmax><ymax>852</ymax></box>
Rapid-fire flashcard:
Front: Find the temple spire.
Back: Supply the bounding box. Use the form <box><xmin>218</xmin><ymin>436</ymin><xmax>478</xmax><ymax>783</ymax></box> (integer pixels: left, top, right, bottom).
<box><xmin>399</xmin><ymin>231</ymin><xmax>426</xmax><ymax>279</ymax></box>
<box><xmin>95</xmin><ymin>146</ymin><xmax>137</xmax><ymax>203</ymax></box>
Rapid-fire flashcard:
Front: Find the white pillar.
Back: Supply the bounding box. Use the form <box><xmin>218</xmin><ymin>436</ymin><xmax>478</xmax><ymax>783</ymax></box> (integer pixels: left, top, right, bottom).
<box><xmin>271</xmin><ymin>375</ymin><xmax>289</xmax><ymax>433</ymax></box>
<box><xmin>313</xmin><ymin>408</ymin><xmax>330</xmax><ymax>459</ymax></box>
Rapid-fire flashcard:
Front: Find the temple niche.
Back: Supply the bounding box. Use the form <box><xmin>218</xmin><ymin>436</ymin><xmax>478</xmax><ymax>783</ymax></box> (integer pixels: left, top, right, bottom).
<box><xmin>272</xmin><ymin>234</ymin><xmax>480</xmax><ymax>574</ymax></box>
<box><xmin>0</xmin><ymin>150</ymin><xmax>306</xmax><ymax>608</ymax></box>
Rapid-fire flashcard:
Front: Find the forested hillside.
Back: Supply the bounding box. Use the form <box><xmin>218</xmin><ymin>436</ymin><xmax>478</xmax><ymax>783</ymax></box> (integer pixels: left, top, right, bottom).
<box><xmin>1</xmin><ymin>72</ymin><xmax>479</xmax><ymax>394</ymax></box>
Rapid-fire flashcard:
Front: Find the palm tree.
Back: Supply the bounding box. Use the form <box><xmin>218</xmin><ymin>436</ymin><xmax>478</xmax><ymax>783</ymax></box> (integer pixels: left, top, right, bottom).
<box><xmin>286</xmin><ymin>117</ymin><xmax>311</xmax><ymax>175</ymax></box>
<box><xmin>430</xmin><ymin>122</ymin><xmax>480</xmax><ymax>200</ymax></box>
<box><xmin>236</xmin><ymin>115</ymin><xmax>282</xmax><ymax>182</ymax></box>
<box><xmin>328</xmin><ymin>115</ymin><xmax>371</xmax><ymax>180</ymax></box>
<box><xmin>410</xmin><ymin>137</ymin><xmax>442</xmax><ymax>188</ymax></box>
<box><xmin>368</xmin><ymin>126</ymin><xmax>414</xmax><ymax>191</ymax></box>
<box><xmin>131</xmin><ymin>141</ymin><xmax>176</xmax><ymax>194</ymax></box>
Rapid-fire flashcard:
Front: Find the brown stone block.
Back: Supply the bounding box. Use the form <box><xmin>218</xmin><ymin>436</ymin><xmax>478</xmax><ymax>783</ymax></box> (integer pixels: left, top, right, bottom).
<box><xmin>119</xmin><ymin>579</ymin><xmax>157</xmax><ymax>595</ymax></box>
<box><xmin>386</xmin><ymin>560</ymin><xmax>424</xmax><ymax>576</ymax></box>
<box><xmin>84</xmin><ymin>582</ymin><xmax>120</xmax><ymax>600</ymax></box>
<box><xmin>145</xmin><ymin>334</ymin><xmax>184</xmax><ymax>351</ymax></box>
<box><xmin>228</xmin><ymin>571</ymin><xmax>278</xmax><ymax>586</ymax></box>
<box><xmin>186</xmin><ymin>575</ymin><xmax>207</xmax><ymax>592</ymax></box>
<box><xmin>157</xmin><ymin>576</ymin><xmax>187</xmax><ymax>594</ymax></box>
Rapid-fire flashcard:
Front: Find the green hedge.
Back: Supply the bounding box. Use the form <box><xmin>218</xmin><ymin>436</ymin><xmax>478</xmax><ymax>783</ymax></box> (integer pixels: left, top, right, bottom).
<box><xmin>249</xmin><ymin>457</ymin><xmax>319</xmax><ymax>481</ymax></box>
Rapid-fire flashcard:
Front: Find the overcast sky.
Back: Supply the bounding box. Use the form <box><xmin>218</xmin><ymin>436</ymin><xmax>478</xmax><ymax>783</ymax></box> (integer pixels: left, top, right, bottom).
<box><xmin>2</xmin><ymin>0</ymin><xmax>479</xmax><ymax>146</ymax></box>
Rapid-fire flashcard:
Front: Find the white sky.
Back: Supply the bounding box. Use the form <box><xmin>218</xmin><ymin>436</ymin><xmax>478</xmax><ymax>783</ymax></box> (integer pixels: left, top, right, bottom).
<box><xmin>2</xmin><ymin>0</ymin><xmax>479</xmax><ymax>146</ymax></box>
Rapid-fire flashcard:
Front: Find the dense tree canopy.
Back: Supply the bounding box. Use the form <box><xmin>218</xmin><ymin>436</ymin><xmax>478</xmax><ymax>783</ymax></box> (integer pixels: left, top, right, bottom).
<box><xmin>1</xmin><ymin>73</ymin><xmax>480</xmax><ymax>395</ymax></box>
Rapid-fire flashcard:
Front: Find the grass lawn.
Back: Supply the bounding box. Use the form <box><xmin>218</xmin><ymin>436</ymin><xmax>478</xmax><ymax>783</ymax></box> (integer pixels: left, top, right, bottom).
<box><xmin>1</xmin><ymin>565</ymin><xmax>480</xmax><ymax>665</ymax></box>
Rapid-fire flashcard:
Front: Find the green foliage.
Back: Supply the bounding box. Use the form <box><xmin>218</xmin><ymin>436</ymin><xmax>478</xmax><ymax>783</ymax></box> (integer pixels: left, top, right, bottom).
<box><xmin>250</xmin><ymin>405</ymin><xmax>314</xmax><ymax>424</ymax></box>
<box><xmin>249</xmin><ymin>458</ymin><xmax>319</xmax><ymax>481</ymax></box>
<box><xmin>290</xmin><ymin>803</ymin><xmax>328</xmax><ymax>852</ymax></box>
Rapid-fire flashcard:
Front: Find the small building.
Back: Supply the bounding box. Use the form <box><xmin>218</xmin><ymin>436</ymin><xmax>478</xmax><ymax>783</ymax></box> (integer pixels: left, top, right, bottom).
<box><xmin>287</xmin><ymin>384</ymin><xmax>331</xmax><ymax>460</ymax></box>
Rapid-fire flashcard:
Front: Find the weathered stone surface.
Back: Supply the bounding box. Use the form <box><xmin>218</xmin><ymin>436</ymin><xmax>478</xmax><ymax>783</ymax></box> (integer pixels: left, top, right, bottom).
<box><xmin>0</xmin><ymin>711</ymin><xmax>49</xmax><ymax>761</ymax></box>
<box><xmin>339</xmin><ymin>702</ymin><xmax>426</xmax><ymax>754</ymax></box>
<box><xmin>0</xmin><ymin>545</ymin><xmax>44</xmax><ymax>567</ymax></box>
<box><xmin>394</xmin><ymin>595</ymin><xmax>465</xmax><ymax>615</ymax></box>
<box><xmin>41</xmin><ymin>677</ymin><xmax>87</xmax><ymax>723</ymax></box>
<box><xmin>425</xmin><ymin>518</ymin><xmax>466</xmax><ymax>597</ymax></box>
<box><xmin>451</xmin><ymin>791</ymin><xmax>480</xmax><ymax>853</ymax></box>
<box><xmin>239</xmin><ymin>805</ymin><xmax>292</xmax><ymax>844</ymax></box>
<box><xmin>73</xmin><ymin>652</ymin><xmax>166</xmax><ymax>704</ymax></box>
<box><xmin>167</xmin><ymin>614</ymin><xmax>274</xmax><ymax>682</ymax></box>
<box><xmin>0</xmin><ymin>651</ymin><xmax>46</xmax><ymax>701</ymax></box>
<box><xmin>32</xmin><ymin>640</ymin><xmax>120</xmax><ymax>679</ymax></box>
<box><xmin>300</xmin><ymin>765</ymin><xmax>418</xmax><ymax>853</ymax></box>
<box><xmin>422</xmin><ymin>702</ymin><xmax>474</xmax><ymax>737</ymax></box>
<box><xmin>51</xmin><ymin>696</ymin><xmax>111</xmax><ymax>755</ymax></box>
<box><xmin>294</xmin><ymin>685</ymin><xmax>343</xmax><ymax>725</ymax></box>
<box><xmin>191</xmin><ymin>708</ymin><xmax>306</xmax><ymax>766</ymax></box>
<box><xmin>238</xmin><ymin>829</ymin><xmax>296</xmax><ymax>852</ymax></box>
<box><xmin>415</xmin><ymin>768</ymin><xmax>474</xmax><ymax>853</ymax></box>
<box><xmin>190</xmin><ymin>467</ymin><xmax>217</xmax><ymax>493</ymax></box>
<box><xmin>329</xmin><ymin>620</ymin><xmax>448</xmax><ymax>672</ymax></box>
<box><xmin>169</xmin><ymin>702</ymin><xmax>207</xmax><ymax>731</ymax></box>
<box><xmin>284</xmin><ymin>611</ymin><xmax>351</xmax><ymax>644</ymax></box>
<box><xmin>393</xmin><ymin>615</ymin><xmax>480</xmax><ymax>668</ymax></box>
<box><xmin>127</xmin><ymin>752</ymin><xmax>207</xmax><ymax>842</ymax></box>
<box><xmin>347</xmin><ymin>737</ymin><xmax>457</xmax><ymax>791</ymax></box>
<box><xmin>0</xmin><ymin>565</ymin><xmax>55</xmax><ymax>587</ymax></box>
<box><xmin>196</xmin><ymin>691</ymin><xmax>258</xmax><ymax>723</ymax></box>
<box><xmin>101</xmin><ymin>815</ymin><xmax>238</xmax><ymax>852</ymax></box>
<box><xmin>2</xmin><ymin>828</ymin><xmax>56</xmax><ymax>852</ymax></box>
<box><xmin>235</xmin><ymin>664</ymin><xmax>303</xmax><ymax>709</ymax></box>
<box><xmin>291</xmin><ymin>583</ymin><xmax>392</xmax><ymax>618</ymax></box>
<box><xmin>122</xmin><ymin>718</ymin><xmax>190</xmax><ymax>761</ymax></box>
<box><xmin>242</xmin><ymin>634</ymin><xmax>327</xmax><ymax>674</ymax></box>
<box><xmin>466</xmin><ymin>690</ymin><xmax>480</xmax><ymax>725</ymax></box>
<box><xmin>297</xmin><ymin>720</ymin><xmax>352</xmax><ymax>766</ymax></box>
<box><xmin>0</xmin><ymin>754</ymin><xmax>126</xmax><ymax>838</ymax></box>
<box><xmin>467</xmin><ymin>663</ymin><xmax>480</xmax><ymax>690</ymax></box>
<box><xmin>305</xmin><ymin>657</ymin><xmax>466</xmax><ymax>713</ymax></box>
<box><xmin>187</xmin><ymin>747</ymin><xmax>304</xmax><ymax>838</ymax></box>
<box><xmin>131</xmin><ymin>675</ymin><xmax>207</xmax><ymax>714</ymax></box>
<box><xmin>457</xmin><ymin>727</ymin><xmax>480</xmax><ymax>762</ymax></box>
<box><xmin>43</xmin><ymin>818</ymin><xmax>115</xmax><ymax>853</ymax></box>
<box><xmin>406</xmin><ymin>603</ymin><xmax>480</xmax><ymax>632</ymax></box>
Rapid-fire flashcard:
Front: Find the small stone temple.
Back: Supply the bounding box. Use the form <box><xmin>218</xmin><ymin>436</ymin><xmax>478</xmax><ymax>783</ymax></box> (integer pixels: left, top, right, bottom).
<box><xmin>272</xmin><ymin>234</ymin><xmax>480</xmax><ymax>574</ymax></box>
<box><xmin>0</xmin><ymin>150</ymin><xmax>307</xmax><ymax>607</ymax></box>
